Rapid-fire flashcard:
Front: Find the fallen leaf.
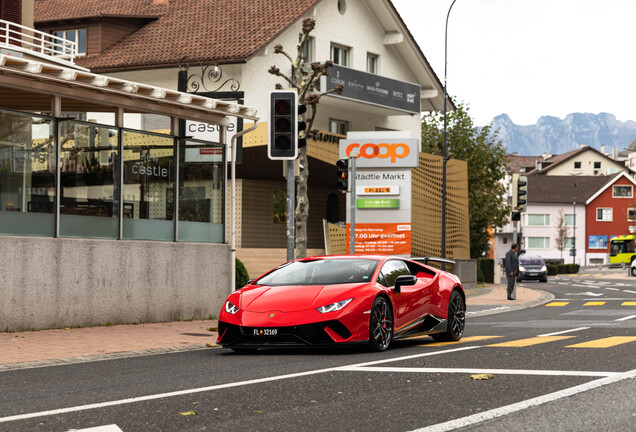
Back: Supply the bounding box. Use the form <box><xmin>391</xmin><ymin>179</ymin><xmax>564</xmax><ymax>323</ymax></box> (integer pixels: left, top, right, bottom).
<box><xmin>206</xmin><ymin>342</ymin><xmax>217</xmax><ymax>347</ymax></box>
<box><xmin>207</xmin><ymin>327</ymin><xmax>218</xmax><ymax>332</ymax></box>
<box><xmin>179</xmin><ymin>410</ymin><xmax>197</xmax><ymax>416</ymax></box>
<box><xmin>470</xmin><ymin>374</ymin><xmax>494</xmax><ymax>380</ymax></box>
<box><xmin>254</xmin><ymin>410</ymin><xmax>263</xmax><ymax>413</ymax></box>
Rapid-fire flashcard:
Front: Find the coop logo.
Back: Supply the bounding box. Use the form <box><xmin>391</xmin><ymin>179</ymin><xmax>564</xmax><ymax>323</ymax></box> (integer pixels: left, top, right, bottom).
<box><xmin>345</xmin><ymin>142</ymin><xmax>410</xmax><ymax>163</ymax></box>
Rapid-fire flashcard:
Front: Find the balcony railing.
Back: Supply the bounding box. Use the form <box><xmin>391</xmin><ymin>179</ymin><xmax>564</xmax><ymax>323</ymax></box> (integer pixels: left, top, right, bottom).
<box><xmin>0</xmin><ymin>19</ymin><xmax>77</xmax><ymax>62</ymax></box>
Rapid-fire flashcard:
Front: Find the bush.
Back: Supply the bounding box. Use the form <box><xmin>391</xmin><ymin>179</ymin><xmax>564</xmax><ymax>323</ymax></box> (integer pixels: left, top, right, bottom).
<box><xmin>477</xmin><ymin>258</ymin><xmax>494</xmax><ymax>283</ymax></box>
<box><xmin>235</xmin><ymin>257</ymin><xmax>250</xmax><ymax>289</ymax></box>
<box><xmin>566</xmin><ymin>263</ymin><xmax>580</xmax><ymax>274</ymax></box>
<box><xmin>547</xmin><ymin>264</ymin><xmax>559</xmax><ymax>276</ymax></box>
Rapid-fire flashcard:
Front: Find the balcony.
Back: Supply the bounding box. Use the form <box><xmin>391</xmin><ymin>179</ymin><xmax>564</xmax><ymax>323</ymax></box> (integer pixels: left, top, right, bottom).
<box><xmin>0</xmin><ymin>19</ymin><xmax>77</xmax><ymax>64</ymax></box>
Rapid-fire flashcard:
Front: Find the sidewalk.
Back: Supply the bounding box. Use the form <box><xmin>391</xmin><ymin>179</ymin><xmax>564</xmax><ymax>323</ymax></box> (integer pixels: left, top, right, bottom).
<box><xmin>0</xmin><ymin>283</ymin><xmax>549</xmax><ymax>370</ymax></box>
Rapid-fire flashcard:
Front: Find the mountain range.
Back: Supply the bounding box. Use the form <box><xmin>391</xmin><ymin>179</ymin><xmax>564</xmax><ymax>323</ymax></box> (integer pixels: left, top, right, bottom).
<box><xmin>489</xmin><ymin>113</ymin><xmax>636</xmax><ymax>156</ymax></box>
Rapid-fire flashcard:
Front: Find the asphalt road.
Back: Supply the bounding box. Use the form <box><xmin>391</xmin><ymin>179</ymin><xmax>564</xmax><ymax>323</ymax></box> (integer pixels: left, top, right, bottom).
<box><xmin>1</xmin><ymin>271</ymin><xmax>635</xmax><ymax>432</ymax></box>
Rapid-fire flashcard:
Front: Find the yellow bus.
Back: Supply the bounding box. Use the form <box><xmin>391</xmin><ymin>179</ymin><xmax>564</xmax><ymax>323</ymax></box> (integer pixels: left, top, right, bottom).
<box><xmin>609</xmin><ymin>235</ymin><xmax>636</xmax><ymax>265</ymax></box>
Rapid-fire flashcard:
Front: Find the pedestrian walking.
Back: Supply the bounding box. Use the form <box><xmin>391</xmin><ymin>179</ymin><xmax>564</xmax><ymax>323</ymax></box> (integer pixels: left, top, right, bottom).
<box><xmin>504</xmin><ymin>243</ymin><xmax>519</xmax><ymax>300</ymax></box>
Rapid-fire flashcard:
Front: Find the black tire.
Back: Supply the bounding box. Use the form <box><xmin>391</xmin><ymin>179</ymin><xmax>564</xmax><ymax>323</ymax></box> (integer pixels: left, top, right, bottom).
<box><xmin>517</xmin><ymin>277</ymin><xmax>522</xmax><ymax>283</ymax></box>
<box><xmin>432</xmin><ymin>290</ymin><xmax>465</xmax><ymax>342</ymax></box>
<box><xmin>540</xmin><ymin>278</ymin><xmax>547</xmax><ymax>283</ymax></box>
<box><xmin>369</xmin><ymin>297</ymin><xmax>393</xmax><ymax>351</ymax></box>
<box><xmin>631</xmin><ymin>266</ymin><xmax>636</xmax><ymax>277</ymax></box>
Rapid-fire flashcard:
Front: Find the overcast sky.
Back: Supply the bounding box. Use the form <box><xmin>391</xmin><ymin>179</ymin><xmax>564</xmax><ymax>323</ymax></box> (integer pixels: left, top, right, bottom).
<box><xmin>392</xmin><ymin>0</ymin><xmax>636</xmax><ymax>127</ymax></box>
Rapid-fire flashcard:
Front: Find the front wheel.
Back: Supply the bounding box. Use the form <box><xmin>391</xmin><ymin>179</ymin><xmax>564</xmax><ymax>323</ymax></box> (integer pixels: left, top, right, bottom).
<box><xmin>369</xmin><ymin>297</ymin><xmax>393</xmax><ymax>351</ymax></box>
<box><xmin>631</xmin><ymin>266</ymin><xmax>636</xmax><ymax>277</ymax></box>
<box><xmin>432</xmin><ymin>290</ymin><xmax>465</xmax><ymax>342</ymax></box>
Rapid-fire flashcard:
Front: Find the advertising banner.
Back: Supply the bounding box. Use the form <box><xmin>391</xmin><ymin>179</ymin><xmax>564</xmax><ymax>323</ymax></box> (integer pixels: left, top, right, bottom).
<box><xmin>345</xmin><ymin>222</ymin><xmax>411</xmax><ymax>255</ymax></box>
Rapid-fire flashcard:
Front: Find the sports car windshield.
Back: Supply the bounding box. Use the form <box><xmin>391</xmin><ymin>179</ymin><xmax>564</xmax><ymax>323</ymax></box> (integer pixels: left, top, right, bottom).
<box><xmin>255</xmin><ymin>258</ymin><xmax>380</xmax><ymax>286</ymax></box>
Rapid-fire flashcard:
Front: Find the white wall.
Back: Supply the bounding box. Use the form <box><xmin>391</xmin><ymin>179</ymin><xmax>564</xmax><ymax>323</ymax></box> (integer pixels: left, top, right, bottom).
<box><xmin>520</xmin><ymin>203</ymin><xmax>586</xmax><ymax>265</ymax></box>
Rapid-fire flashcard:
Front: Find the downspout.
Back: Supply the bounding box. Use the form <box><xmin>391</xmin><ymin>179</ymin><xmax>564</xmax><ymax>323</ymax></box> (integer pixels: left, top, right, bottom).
<box><xmin>230</xmin><ymin>119</ymin><xmax>259</xmax><ymax>293</ymax></box>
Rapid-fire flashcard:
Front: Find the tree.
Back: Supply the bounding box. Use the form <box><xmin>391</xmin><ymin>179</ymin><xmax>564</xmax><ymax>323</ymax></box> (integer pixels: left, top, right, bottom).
<box><xmin>421</xmin><ymin>101</ymin><xmax>510</xmax><ymax>258</ymax></box>
<box><xmin>554</xmin><ymin>209</ymin><xmax>569</xmax><ymax>262</ymax></box>
<box><xmin>268</xmin><ymin>18</ymin><xmax>343</xmax><ymax>258</ymax></box>
<box><xmin>628</xmin><ymin>139</ymin><xmax>636</xmax><ymax>151</ymax></box>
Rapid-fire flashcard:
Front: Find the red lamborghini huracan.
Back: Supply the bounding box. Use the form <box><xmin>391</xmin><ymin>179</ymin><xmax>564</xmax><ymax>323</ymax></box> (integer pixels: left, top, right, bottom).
<box><xmin>217</xmin><ymin>255</ymin><xmax>466</xmax><ymax>352</ymax></box>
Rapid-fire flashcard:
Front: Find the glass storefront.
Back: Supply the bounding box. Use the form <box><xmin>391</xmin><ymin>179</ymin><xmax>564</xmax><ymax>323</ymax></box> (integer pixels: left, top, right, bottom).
<box><xmin>0</xmin><ymin>110</ymin><xmax>55</xmax><ymax>236</ymax></box>
<box><xmin>0</xmin><ymin>108</ymin><xmax>226</xmax><ymax>243</ymax></box>
<box><xmin>178</xmin><ymin>139</ymin><xmax>225</xmax><ymax>243</ymax></box>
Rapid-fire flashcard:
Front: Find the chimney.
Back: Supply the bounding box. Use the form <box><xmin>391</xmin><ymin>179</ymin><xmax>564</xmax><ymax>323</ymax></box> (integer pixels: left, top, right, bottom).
<box><xmin>601</xmin><ymin>144</ymin><xmax>606</xmax><ymax>155</ymax></box>
<box><xmin>542</xmin><ymin>153</ymin><xmax>552</xmax><ymax>160</ymax></box>
<box><xmin>580</xmin><ymin>144</ymin><xmax>586</xmax><ymax>149</ymax></box>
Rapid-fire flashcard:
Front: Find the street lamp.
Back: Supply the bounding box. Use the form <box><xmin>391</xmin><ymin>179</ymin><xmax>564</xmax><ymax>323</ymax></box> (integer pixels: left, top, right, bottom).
<box><xmin>572</xmin><ymin>175</ymin><xmax>578</xmax><ymax>264</ymax></box>
<box><xmin>442</xmin><ymin>0</ymin><xmax>458</xmax><ymax>263</ymax></box>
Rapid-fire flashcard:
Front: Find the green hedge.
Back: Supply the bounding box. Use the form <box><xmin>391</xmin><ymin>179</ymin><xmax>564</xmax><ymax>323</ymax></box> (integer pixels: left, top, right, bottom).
<box><xmin>547</xmin><ymin>263</ymin><xmax>579</xmax><ymax>275</ymax></box>
<box><xmin>477</xmin><ymin>258</ymin><xmax>494</xmax><ymax>283</ymax></box>
<box><xmin>235</xmin><ymin>257</ymin><xmax>250</xmax><ymax>289</ymax></box>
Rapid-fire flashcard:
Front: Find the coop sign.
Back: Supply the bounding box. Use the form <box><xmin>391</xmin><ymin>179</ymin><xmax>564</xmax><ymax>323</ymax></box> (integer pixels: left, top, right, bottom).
<box><xmin>339</xmin><ymin>139</ymin><xmax>419</xmax><ymax>168</ymax></box>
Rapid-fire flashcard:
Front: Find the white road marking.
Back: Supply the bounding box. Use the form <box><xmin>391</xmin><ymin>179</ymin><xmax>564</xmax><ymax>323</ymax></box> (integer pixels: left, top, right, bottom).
<box><xmin>339</xmin><ymin>366</ymin><xmax>618</xmax><ymax>377</ymax></box>
<box><xmin>606</xmin><ymin>288</ymin><xmax>620</xmax><ymax>291</ymax></box>
<box><xmin>0</xmin><ymin>346</ymin><xmax>479</xmax><ymax>424</ymax></box>
<box><xmin>615</xmin><ymin>315</ymin><xmax>636</xmax><ymax>322</ymax></box>
<box><xmin>537</xmin><ymin>327</ymin><xmax>590</xmax><ymax>337</ymax></box>
<box><xmin>66</xmin><ymin>425</ymin><xmax>123</xmax><ymax>432</ymax></box>
<box><xmin>566</xmin><ymin>292</ymin><xmax>603</xmax><ymax>297</ymax></box>
<box><xmin>624</xmin><ymin>289</ymin><xmax>636</xmax><ymax>294</ymax></box>
<box><xmin>408</xmin><ymin>368</ymin><xmax>636</xmax><ymax>432</ymax></box>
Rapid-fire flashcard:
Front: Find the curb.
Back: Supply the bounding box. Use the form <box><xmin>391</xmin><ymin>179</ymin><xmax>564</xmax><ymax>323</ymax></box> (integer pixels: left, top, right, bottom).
<box><xmin>467</xmin><ymin>288</ymin><xmax>555</xmax><ymax>317</ymax></box>
<box><xmin>0</xmin><ymin>343</ymin><xmax>216</xmax><ymax>372</ymax></box>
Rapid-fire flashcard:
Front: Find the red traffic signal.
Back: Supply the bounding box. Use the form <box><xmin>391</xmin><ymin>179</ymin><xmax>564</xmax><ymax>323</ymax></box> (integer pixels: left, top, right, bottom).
<box><xmin>268</xmin><ymin>91</ymin><xmax>298</xmax><ymax>160</ymax></box>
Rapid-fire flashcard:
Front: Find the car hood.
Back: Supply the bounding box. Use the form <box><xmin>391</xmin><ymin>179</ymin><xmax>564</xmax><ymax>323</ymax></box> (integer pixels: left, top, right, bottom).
<box><xmin>238</xmin><ymin>284</ymin><xmax>363</xmax><ymax>313</ymax></box>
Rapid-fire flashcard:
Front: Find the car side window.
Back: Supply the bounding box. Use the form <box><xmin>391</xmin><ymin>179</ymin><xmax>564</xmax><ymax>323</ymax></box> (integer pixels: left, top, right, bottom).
<box><xmin>377</xmin><ymin>272</ymin><xmax>388</xmax><ymax>287</ymax></box>
<box><xmin>380</xmin><ymin>260</ymin><xmax>411</xmax><ymax>287</ymax></box>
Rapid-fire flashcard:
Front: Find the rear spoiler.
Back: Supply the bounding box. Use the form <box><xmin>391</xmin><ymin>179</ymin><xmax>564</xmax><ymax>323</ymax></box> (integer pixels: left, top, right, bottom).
<box><xmin>410</xmin><ymin>257</ymin><xmax>456</xmax><ymax>266</ymax></box>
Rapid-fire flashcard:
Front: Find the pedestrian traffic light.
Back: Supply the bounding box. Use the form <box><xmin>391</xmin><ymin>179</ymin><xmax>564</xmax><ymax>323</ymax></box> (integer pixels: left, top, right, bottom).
<box><xmin>268</xmin><ymin>90</ymin><xmax>298</xmax><ymax>160</ymax></box>
<box><xmin>336</xmin><ymin>158</ymin><xmax>349</xmax><ymax>192</ymax></box>
<box><xmin>511</xmin><ymin>173</ymin><xmax>528</xmax><ymax>213</ymax></box>
<box><xmin>297</xmin><ymin>103</ymin><xmax>307</xmax><ymax>148</ymax></box>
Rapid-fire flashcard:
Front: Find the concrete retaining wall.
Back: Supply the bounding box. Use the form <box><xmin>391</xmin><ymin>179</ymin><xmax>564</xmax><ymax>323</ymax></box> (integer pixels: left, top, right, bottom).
<box><xmin>0</xmin><ymin>236</ymin><xmax>231</xmax><ymax>331</ymax></box>
<box><xmin>453</xmin><ymin>259</ymin><xmax>477</xmax><ymax>290</ymax></box>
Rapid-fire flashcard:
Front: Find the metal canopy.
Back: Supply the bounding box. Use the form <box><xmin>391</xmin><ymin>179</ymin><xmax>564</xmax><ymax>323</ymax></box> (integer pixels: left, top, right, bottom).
<box><xmin>0</xmin><ymin>54</ymin><xmax>259</xmax><ymax>125</ymax></box>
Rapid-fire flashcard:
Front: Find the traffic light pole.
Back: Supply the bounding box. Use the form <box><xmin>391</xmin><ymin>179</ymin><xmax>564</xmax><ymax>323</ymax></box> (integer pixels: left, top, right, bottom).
<box><xmin>349</xmin><ymin>154</ymin><xmax>356</xmax><ymax>254</ymax></box>
<box><xmin>286</xmin><ymin>160</ymin><xmax>295</xmax><ymax>262</ymax></box>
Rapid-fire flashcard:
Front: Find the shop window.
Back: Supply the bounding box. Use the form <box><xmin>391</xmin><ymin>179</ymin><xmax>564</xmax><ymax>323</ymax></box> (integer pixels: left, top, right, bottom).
<box><xmin>331</xmin><ymin>43</ymin><xmax>350</xmax><ymax>66</ymax></box>
<box><xmin>121</xmin><ymin>130</ymin><xmax>175</xmax><ymax>241</ymax></box>
<box><xmin>0</xmin><ymin>109</ymin><xmax>55</xmax><ymax>236</ymax></box>
<box><xmin>58</xmin><ymin>120</ymin><xmax>119</xmax><ymax>238</ymax></box>
<box><xmin>177</xmin><ymin>139</ymin><xmax>225</xmax><ymax>242</ymax></box>
<box><xmin>613</xmin><ymin>185</ymin><xmax>633</xmax><ymax>198</ymax></box>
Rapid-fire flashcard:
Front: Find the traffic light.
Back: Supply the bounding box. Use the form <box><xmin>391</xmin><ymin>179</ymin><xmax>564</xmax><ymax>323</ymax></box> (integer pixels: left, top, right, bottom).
<box><xmin>268</xmin><ymin>90</ymin><xmax>298</xmax><ymax>160</ymax></box>
<box><xmin>336</xmin><ymin>158</ymin><xmax>349</xmax><ymax>192</ymax></box>
<box><xmin>511</xmin><ymin>173</ymin><xmax>528</xmax><ymax>213</ymax></box>
<box><xmin>297</xmin><ymin>103</ymin><xmax>307</xmax><ymax>148</ymax></box>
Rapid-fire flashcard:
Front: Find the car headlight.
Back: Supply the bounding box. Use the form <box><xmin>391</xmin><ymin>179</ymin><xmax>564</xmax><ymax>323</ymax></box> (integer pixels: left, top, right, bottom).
<box><xmin>317</xmin><ymin>298</ymin><xmax>353</xmax><ymax>313</ymax></box>
<box><xmin>519</xmin><ymin>265</ymin><xmax>526</xmax><ymax>272</ymax></box>
<box><xmin>224</xmin><ymin>300</ymin><xmax>239</xmax><ymax>314</ymax></box>
<box><xmin>541</xmin><ymin>265</ymin><xmax>547</xmax><ymax>272</ymax></box>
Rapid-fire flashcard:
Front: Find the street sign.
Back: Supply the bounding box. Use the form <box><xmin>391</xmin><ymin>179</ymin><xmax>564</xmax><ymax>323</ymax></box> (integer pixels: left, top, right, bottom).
<box><xmin>569</xmin><ymin>248</ymin><xmax>576</xmax><ymax>256</ymax></box>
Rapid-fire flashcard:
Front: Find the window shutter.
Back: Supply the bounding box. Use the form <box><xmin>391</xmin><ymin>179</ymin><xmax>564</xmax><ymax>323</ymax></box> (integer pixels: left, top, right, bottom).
<box><xmin>2</xmin><ymin>0</ymin><xmax>22</xmax><ymax>23</ymax></box>
<box><xmin>1</xmin><ymin>0</ymin><xmax>22</xmax><ymax>46</ymax></box>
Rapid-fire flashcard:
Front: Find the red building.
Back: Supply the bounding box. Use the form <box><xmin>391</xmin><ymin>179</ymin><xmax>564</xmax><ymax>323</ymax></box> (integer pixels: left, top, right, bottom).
<box><xmin>585</xmin><ymin>172</ymin><xmax>636</xmax><ymax>261</ymax></box>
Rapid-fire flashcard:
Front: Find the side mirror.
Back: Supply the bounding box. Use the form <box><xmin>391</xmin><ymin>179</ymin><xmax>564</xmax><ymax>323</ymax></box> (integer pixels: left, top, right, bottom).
<box><xmin>394</xmin><ymin>274</ymin><xmax>417</xmax><ymax>294</ymax></box>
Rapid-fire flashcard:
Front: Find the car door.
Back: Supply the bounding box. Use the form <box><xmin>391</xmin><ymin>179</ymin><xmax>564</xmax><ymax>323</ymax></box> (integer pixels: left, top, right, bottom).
<box><xmin>379</xmin><ymin>260</ymin><xmax>429</xmax><ymax>331</ymax></box>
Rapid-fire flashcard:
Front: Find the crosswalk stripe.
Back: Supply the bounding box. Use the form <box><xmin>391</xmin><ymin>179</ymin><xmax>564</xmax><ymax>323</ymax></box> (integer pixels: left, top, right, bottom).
<box><xmin>486</xmin><ymin>336</ymin><xmax>575</xmax><ymax>348</ymax></box>
<box><xmin>622</xmin><ymin>302</ymin><xmax>636</xmax><ymax>306</ymax></box>
<box><xmin>416</xmin><ymin>335</ymin><xmax>502</xmax><ymax>347</ymax></box>
<box><xmin>583</xmin><ymin>301</ymin><xmax>606</xmax><ymax>306</ymax></box>
<box><xmin>546</xmin><ymin>302</ymin><xmax>569</xmax><ymax>306</ymax></box>
<box><xmin>566</xmin><ymin>336</ymin><xmax>636</xmax><ymax>348</ymax></box>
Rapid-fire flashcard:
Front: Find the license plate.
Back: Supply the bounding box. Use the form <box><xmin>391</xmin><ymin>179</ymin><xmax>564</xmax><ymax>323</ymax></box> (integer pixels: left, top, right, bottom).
<box><xmin>253</xmin><ymin>328</ymin><xmax>278</xmax><ymax>336</ymax></box>
<box><xmin>528</xmin><ymin>272</ymin><xmax>537</xmax><ymax>276</ymax></box>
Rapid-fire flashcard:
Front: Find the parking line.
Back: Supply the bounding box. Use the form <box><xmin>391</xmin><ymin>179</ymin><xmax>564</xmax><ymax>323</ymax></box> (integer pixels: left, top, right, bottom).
<box><xmin>416</xmin><ymin>335</ymin><xmax>502</xmax><ymax>347</ymax></box>
<box><xmin>615</xmin><ymin>315</ymin><xmax>636</xmax><ymax>322</ymax></box>
<box><xmin>486</xmin><ymin>336</ymin><xmax>574</xmax><ymax>348</ymax></box>
<box><xmin>545</xmin><ymin>302</ymin><xmax>569</xmax><ymax>307</ymax></box>
<box><xmin>583</xmin><ymin>301</ymin><xmax>606</xmax><ymax>306</ymax></box>
<box><xmin>566</xmin><ymin>336</ymin><xmax>636</xmax><ymax>348</ymax></box>
<box><xmin>622</xmin><ymin>301</ymin><xmax>636</xmax><ymax>306</ymax></box>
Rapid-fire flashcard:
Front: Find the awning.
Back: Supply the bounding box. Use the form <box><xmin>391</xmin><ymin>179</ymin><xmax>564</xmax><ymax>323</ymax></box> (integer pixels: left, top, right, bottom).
<box><xmin>0</xmin><ymin>54</ymin><xmax>258</xmax><ymax>125</ymax></box>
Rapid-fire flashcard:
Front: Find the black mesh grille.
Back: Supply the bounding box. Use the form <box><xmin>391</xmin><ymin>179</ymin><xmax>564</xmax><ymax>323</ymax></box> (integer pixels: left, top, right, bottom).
<box><xmin>218</xmin><ymin>320</ymin><xmax>354</xmax><ymax>347</ymax></box>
